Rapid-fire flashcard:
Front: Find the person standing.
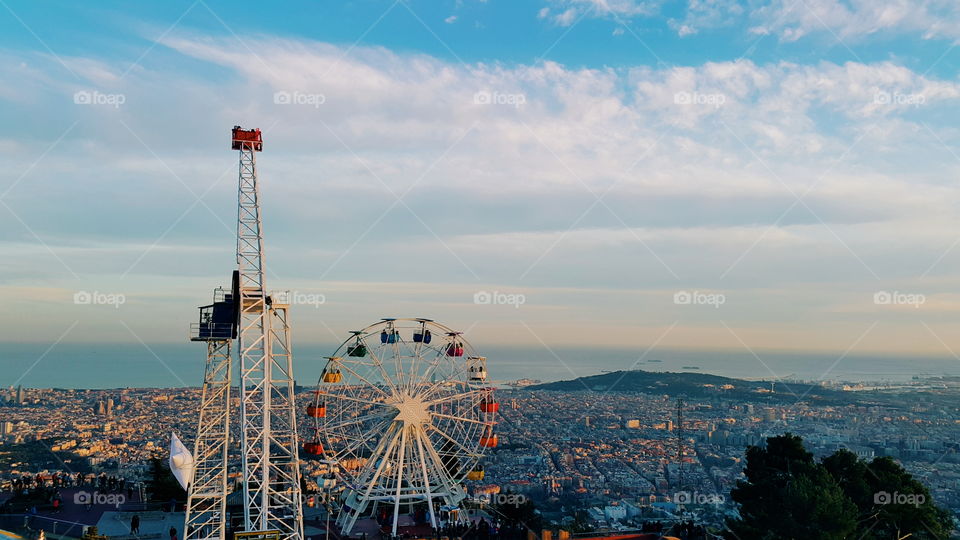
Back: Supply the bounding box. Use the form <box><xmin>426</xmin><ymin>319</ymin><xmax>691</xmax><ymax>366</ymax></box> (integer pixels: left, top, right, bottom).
<box><xmin>131</xmin><ymin>515</ymin><xmax>140</xmax><ymax>535</ymax></box>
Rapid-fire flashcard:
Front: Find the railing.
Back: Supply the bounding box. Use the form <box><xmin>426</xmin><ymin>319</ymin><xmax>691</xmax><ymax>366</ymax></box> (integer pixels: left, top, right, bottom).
<box><xmin>212</xmin><ymin>288</ymin><xmax>227</xmax><ymax>303</ymax></box>
<box><xmin>0</xmin><ymin>513</ymin><xmax>89</xmax><ymax>538</ymax></box>
<box><xmin>189</xmin><ymin>323</ymin><xmax>233</xmax><ymax>341</ymax></box>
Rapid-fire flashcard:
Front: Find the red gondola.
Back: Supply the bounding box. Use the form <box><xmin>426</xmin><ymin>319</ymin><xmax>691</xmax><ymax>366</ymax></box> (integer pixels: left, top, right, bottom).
<box><xmin>479</xmin><ymin>399</ymin><xmax>499</xmax><ymax>414</ymax></box>
<box><xmin>479</xmin><ymin>426</ymin><xmax>498</xmax><ymax>448</ymax></box>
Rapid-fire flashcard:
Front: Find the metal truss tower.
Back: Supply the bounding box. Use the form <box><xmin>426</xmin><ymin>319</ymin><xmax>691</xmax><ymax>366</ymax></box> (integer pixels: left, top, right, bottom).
<box><xmin>186</xmin><ymin>127</ymin><xmax>304</xmax><ymax>540</ymax></box>
<box><xmin>184</xmin><ymin>337</ymin><xmax>232</xmax><ymax>540</ymax></box>
<box><xmin>233</xmin><ymin>127</ymin><xmax>304</xmax><ymax>540</ymax></box>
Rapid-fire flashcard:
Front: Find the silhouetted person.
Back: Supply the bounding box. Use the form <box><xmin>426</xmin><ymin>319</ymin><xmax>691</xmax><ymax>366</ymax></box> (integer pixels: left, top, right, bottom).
<box><xmin>131</xmin><ymin>515</ymin><xmax>140</xmax><ymax>534</ymax></box>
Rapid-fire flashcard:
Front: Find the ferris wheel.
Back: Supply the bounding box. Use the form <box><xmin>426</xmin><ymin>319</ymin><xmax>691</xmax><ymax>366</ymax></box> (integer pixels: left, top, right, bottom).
<box><xmin>304</xmin><ymin>318</ymin><xmax>499</xmax><ymax>536</ymax></box>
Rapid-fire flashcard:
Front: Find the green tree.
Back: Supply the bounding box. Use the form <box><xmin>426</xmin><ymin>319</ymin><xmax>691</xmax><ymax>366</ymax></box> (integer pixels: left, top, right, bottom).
<box><xmin>145</xmin><ymin>456</ymin><xmax>185</xmax><ymax>503</ymax></box>
<box><xmin>727</xmin><ymin>435</ymin><xmax>954</xmax><ymax>539</ymax></box>
<box><xmin>826</xmin><ymin>453</ymin><xmax>952</xmax><ymax>539</ymax></box>
<box><xmin>725</xmin><ymin>434</ymin><xmax>858</xmax><ymax>539</ymax></box>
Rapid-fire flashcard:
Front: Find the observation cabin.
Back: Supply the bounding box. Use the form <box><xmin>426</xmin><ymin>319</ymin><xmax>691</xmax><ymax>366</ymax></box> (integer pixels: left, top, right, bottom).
<box><xmin>190</xmin><ymin>271</ymin><xmax>239</xmax><ymax>341</ymax></box>
<box><xmin>231</xmin><ymin>125</ymin><xmax>263</xmax><ymax>151</ymax></box>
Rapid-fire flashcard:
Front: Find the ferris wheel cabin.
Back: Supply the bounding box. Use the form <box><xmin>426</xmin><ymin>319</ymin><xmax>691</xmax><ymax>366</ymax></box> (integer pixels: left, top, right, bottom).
<box><xmin>467</xmin><ymin>356</ymin><xmax>487</xmax><ymax>382</ymax></box>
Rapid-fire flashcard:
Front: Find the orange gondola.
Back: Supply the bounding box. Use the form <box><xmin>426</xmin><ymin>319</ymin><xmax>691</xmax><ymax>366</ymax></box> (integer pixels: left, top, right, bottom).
<box><xmin>479</xmin><ymin>428</ymin><xmax>498</xmax><ymax>448</ymax></box>
<box><xmin>307</xmin><ymin>404</ymin><xmax>326</xmax><ymax>418</ymax></box>
<box><xmin>479</xmin><ymin>399</ymin><xmax>499</xmax><ymax>414</ymax></box>
<box><xmin>303</xmin><ymin>441</ymin><xmax>324</xmax><ymax>455</ymax></box>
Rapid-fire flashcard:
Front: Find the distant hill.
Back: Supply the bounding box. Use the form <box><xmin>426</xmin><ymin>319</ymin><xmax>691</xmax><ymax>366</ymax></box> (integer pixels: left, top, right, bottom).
<box><xmin>527</xmin><ymin>370</ymin><xmax>858</xmax><ymax>405</ymax></box>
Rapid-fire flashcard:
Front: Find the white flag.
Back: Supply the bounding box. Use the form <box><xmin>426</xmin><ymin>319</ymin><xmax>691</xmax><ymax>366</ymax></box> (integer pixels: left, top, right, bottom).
<box><xmin>169</xmin><ymin>432</ymin><xmax>195</xmax><ymax>491</ymax></box>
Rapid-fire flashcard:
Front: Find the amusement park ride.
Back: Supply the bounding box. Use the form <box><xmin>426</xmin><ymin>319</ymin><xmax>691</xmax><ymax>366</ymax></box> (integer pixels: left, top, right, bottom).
<box><xmin>178</xmin><ymin>128</ymin><xmax>498</xmax><ymax>540</ymax></box>
<box><xmin>307</xmin><ymin>319</ymin><xmax>497</xmax><ymax>537</ymax></box>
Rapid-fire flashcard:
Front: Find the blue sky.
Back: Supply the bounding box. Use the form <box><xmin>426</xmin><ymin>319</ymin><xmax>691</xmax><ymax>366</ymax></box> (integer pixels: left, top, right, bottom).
<box><xmin>3</xmin><ymin>0</ymin><xmax>960</xmax><ymax>360</ymax></box>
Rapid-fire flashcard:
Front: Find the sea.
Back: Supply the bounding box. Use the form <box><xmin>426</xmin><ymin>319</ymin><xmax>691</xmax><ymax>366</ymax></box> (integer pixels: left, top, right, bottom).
<box><xmin>1</xmin><ymin>343</ymin><xmax>958</xmax><ymax>389</ymax></box>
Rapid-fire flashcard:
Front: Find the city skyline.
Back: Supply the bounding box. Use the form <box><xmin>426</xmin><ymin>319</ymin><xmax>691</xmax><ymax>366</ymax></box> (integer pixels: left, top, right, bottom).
<box><xmin>3</xmin><ymin>1</ymin><xmax>960</xmax><ymax>361</ymax></box>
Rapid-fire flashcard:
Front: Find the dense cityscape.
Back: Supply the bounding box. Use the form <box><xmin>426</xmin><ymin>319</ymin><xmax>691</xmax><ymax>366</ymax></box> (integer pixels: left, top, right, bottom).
<box><xmin>3</xmin><ymin>370</ymin><xmax>959</xmax><ymax>535</ymax></box>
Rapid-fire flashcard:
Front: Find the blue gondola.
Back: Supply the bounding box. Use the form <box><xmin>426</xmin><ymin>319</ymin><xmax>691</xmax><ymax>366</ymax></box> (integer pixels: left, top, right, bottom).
<box><xmin>413</xmin><ymin>329</ymin><xmax>432</xmax><ymax>344</ymax></box>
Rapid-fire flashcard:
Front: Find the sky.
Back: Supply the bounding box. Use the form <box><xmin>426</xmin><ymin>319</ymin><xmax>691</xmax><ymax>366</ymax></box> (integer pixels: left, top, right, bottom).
<box><xmin>3</xmin><ymin>0</ymin><xmax>960</xmax><ymax>360</ymax></box>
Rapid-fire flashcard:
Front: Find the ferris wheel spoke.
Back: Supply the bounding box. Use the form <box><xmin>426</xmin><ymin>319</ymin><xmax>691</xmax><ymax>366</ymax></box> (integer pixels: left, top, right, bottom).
<box><xmin>411</xmin><ymin>427</ymin><xmax>439</xmax><ymax>528</ymax></box>
<box><xmin>424</xmin><ymin>388</ymin><xmax>480</xmax><ymax>406</ymax></box>
<box><xmin>353</xmin><ymin>423</ymin><xmax>403</xmax><ymax>500</ymax></box>
<box><xmin>417</xmin><ymin>380</ymin><xmax>465</xmax><ymax>402</ymax></box>
<box><xmin>324</xmin><ymin>409</ymin><xmax>397</xmax><ymax>432</ymax></box>
<box><xmin>364</xmin><ymin>344</ymin><xmax>402</xmax><ymax>396</ymax></box>
<box><xmin>430</xmin><ymin>411</ymin><xmax>490</xmax><ymax>426</ymax></box>
<box><xmin>334</xmin><ymin>361</ymin><xmax>392</xmax><ymax>399</ymax></box>
<box><xmin>418</xmin><ymin>347</ymin><xmax>455</xmax><ymax>388</ymax></box>
<box><xmin>337</xmin><ymin>417</ymin><xmax>394</xmax><ymax>457</ymax></box>
<box><xmin>416</xmin><ymin>425</ymin><xmax>465</xmax><ymax>486</ymax></box>
<box><xmin>325</xmin><ymin>393</ymin><xmax>392</xmax><ymax>408</ymax></box>
<box><xmin>425</xmin><ymin>423</ymin><xmax>481</xmax><ymax>460</ymax></box>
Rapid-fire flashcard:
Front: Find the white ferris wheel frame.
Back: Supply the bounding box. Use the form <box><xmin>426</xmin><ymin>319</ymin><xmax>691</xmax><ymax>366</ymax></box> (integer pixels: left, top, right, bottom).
<box><xmin>309</xmin><ymin>318</ymin><xmax>496</xmax><ymax>537</ymax></box>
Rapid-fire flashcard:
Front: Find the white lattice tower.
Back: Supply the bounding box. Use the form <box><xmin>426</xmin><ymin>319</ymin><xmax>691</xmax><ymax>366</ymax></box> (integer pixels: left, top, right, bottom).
<box><xmin>184</xmin><ymin>339</ymin><xmax>231</xmax><ymax>540</ymax></box>
<box><xmin>234</xmin><ymin>128</ymin><xmax>305</xmax><ymax>540</ymax></box>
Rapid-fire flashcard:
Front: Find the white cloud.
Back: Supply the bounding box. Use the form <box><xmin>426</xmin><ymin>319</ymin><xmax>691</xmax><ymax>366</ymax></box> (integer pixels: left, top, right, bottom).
<box><xmin>444</xmin><ymin>15</ymin><xmax>458</xmax><ymax>24</ymax></box>
<box><xmin>750</xmin><ymin>0</ymin><xmax>960</xmax><ymax>42</ymax></box>
<box><xmin>540</xmin><ymin>0</ymin><xmax>662</xmax><ymax>25</ymax></box>
<box><xmin>3</xmin><ymin>36</ymin><xmax>960</xmax><ymax>350</ymax></box>
<box><xmin>666</xmin><ymin>0</ymin><xmax>960</xmax><ymax>41</ymax></box>
<box><xmin>670</xmin><ymin>0</ymin><xmax>742</xmax><ymax>37</ymax></box>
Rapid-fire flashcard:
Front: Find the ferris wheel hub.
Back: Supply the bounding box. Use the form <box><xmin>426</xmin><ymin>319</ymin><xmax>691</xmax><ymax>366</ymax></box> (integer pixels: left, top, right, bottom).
<box><xmin>390</xmin><ymin>394</ymin><xmax>431</xmax><ymax>425</ymax></box>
